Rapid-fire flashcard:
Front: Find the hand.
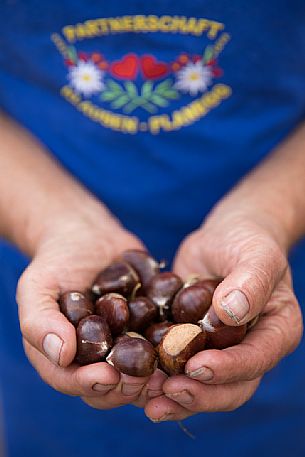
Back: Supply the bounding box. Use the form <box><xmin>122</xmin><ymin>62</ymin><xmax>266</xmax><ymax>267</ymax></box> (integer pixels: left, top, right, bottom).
<box><xmin>17</xmin><ymin>209</ymin><xmax>166</xmax><ymax>410</ymax></box>
<box><xmin>145</xmin><ymin>208</ymin><xmax>303</xmax><ymax>421</ymax></box>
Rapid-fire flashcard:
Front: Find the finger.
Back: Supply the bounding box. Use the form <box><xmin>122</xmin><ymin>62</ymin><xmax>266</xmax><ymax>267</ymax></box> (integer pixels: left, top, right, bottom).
<box><xmin>186</xmin><ymin>282</ymin><xmax>303</xmax><ymax>383</ymax></box>
<box><xmin>212</xmin><ymin>241</ymin><xmax>287</xmax><ymax>325</ymax></box>
<box><xmin>173</xmin><ymin>230</ymin><xmax>211</xmax><ymax>279</ymax></box>
<box><xmin>82</xmin><ymin>373</ymin><xmax>150</xmax><ymax>410</ymax></box>
<box><xmin>145</xmin><ymin>395</ymin><xmax>190</xmax><ymax>422</ymax></box>
<box><xmin>17</xmin><ymin>262</ymin><xmax>77</xmax><ymax>367</ymax></box>
<box><xmin>24</xmin><ymin>340</ymin><xmax>119</xmax><ymax>396</ymax></box>
<box><xmin>162</xmin><ymin>375</ymin><xmax>261</xmax><ymax>413</ymax></box>
<box><xmin>132</xmin><ymin>369</ymin><xmax>168</xmax><ymax>408</ymax></box>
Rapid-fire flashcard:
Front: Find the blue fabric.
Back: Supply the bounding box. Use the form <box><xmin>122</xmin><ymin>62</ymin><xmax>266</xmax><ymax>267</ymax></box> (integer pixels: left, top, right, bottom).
<box><xmin>0</xmin><ymin>1</ymin><xmax>305</xmax><ymax>456</ymax></box>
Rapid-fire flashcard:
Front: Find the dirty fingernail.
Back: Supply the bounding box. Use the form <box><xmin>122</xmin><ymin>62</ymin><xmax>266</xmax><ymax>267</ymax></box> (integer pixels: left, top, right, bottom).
<box><xmin>149</xmin><ymin>413</ymin><xmax>174</xmax><ymax>423</ymax></box>
<box><xmin>92</xmin><ymin>383</ymin><xmax>116</xmax><ymax>393</ymax></box>
<box><xmin>221</xmin><ymin>290</ymin><xmax>250</xmax><ymax>322</ymax></box>
<box><xmin>187</xmin><ymin>366</ymin><xmax>214</xmax><ymax>381</ymax></box>
<box><xmin>122</xmin><ymin>383</ymin><xmax>143</xmax><ymax>396</ymax></box>
<box><xmin>166</xmin><ymin>390</ymin><xmax>193</xmax><ymax>405</ymax></box>
<box><xmin>43</xmin><ymin>333</ymin><xmax>63</xmax><ymax>365</ymax></box>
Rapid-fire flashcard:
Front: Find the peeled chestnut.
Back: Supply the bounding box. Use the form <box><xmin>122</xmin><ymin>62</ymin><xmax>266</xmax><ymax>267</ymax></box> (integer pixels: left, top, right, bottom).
<box><xmin>144</xmin><ymin>321</ymin><xmax>174</xmax><ymax>346</ymax></box>
<box><xmin>158</xmin><ymin>324</ymin><xmax>206</xmax><ymax>375</ymax></box>
<box><xmin>75</xmin><ymin>315</ymin><xmax>113</xmax><ymax>365</ymax></box>
<box><xmin>107</xmin><ymin>337</ymin><xmax>157</xmax><ymax>377</ymax></box>
<box><xmin>92</xmin><ymin>260</ymin><xmax>139</xmax><ymax>297</ymax></box>
<box><xmin>199</xmin><ymin>306</ymin><xmax>246</xmax><ymax>349</ymax></box>
<box><xmin>128</xmin><ymin>297</ymin><xmax>158</xmax><ymax>332</ymax></box>
<box><xmin>59</xmin><ymin>291</ymin><xmax>94</xmax><ymax>327</ymax></box>
<box><xmin>120</xmin><ymin>249</ymin><xmax>160</xmax><ymax>291</ymax></box>
<box><xmin>147</xmin><ymin>272</ymin><xmax>183</xmax><ymax>320</ymax></box>
<box><xmin>95</xmin><ymin>293</ymin><xmax>129</xmax><ymax>336</ymax></box>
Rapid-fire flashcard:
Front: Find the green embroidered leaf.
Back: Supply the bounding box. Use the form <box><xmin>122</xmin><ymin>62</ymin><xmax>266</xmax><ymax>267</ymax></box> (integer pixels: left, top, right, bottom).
<box><xmin>67</xmin><ymin>46</ymin><xmax>78</xmax><ymax>63</ymax></box>
<box><xmin>111</xmin><ymin>94</ymin><xmax>130</xmax><ymax>109</ymax></box>
<box><xmin>162</xmin><ymin>89</ymin><xmax>179</xmax><ymax>99</ymax></box>
<box><xmin>100</xmin><ymin>91</ymin><xmax>120</xmax><ymax>101</ymax></box>
<box><xmin>141</xmin><ymin>81</ymin><xmax>153</xmax><ymax>98</ymax></box>
<box><xmin>203</xmin><ymin>46</ymin><xmax>214</xmax><ymax>63</ymax></box>
<box><xmin>124</xmin><ymin>81</ymin><xmax>138</xmax><ymax>97</ymax></box>
<box><xmin>106</xmin><ymin>80</ymin><xmax>123</xmax><ymax>93</ymax></box>
<box><xmin>155</xmin><ymin>79</ymin><xmax>173</xmax><ymax>93</ymax></box>
<box><xmin>150</xmin><ymin>94</ymin><xmax>169</xmax><ymax>107</ymax></box>
<box><xmin>141</xmin><ymin>101</ymin><xmax>157</xmax><ymax>113</ymax></box>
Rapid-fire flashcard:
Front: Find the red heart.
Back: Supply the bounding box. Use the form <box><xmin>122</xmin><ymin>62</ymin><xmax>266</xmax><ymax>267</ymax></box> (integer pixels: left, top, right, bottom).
<box><xmin>141</xmin><ymin>55</ymin><xmax>168</xmax><ymax>80</ymax></box>
<box><xmin>111</xmin><ymin>54</ymin><xmax>138</xmax><ymax>79</ymax></box>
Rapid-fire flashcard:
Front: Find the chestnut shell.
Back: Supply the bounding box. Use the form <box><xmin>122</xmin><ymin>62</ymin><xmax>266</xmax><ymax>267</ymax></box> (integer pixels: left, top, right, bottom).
<box><xmin>120</xmin><ymin>249</ymin><xmax>160</xmax><ymax>291</ymax></box>
<box><xmin>158</xmin><ymin>324</ymin><xmax>206</xmax><ymax>375</ymax></box>
<box><xmin>171</xmin><ymin>282</ymin><xmax>213</xmax><ymax>324</ymax></box>
<box><xmin>200</xmin><ymin>306</ymin><xmax>246</xmax><ymax>349</ymax></box>
<box><xmin>92</xmin><ymin>260</ymin><xmax>139</xmax><ymax>298</ymax></box>
<box><xmin>75</xmin><ymin>315</ymin><xmax>113</xmax><ymax>365</ymax></box>
<box><xmin>144</xmin><ymin>321</ymin><xmax>174</xmax><ymax>347</ymax></box>
<box><xmin>147</xmin><ymin>272</ymin><xmax>183</xmax><ymax>320</ymax></box>
<box><xmin>59</xmin><ymin>291</ymin><xmax>94</xmax><ymax>327</ymax></box>
<box><xmin>128</xmin><ymin>296</ymin><xmax>158</xmax><ymax>332</ymax></box>
<box><xmin>107</xmin><ymin>338</ymin><xmax>157</xmax><ymax>377</ymax></box>
<box><xmin>95</xmin><ymin>293</ymin><xmax>129</xmax><ymax>336</ymax></box>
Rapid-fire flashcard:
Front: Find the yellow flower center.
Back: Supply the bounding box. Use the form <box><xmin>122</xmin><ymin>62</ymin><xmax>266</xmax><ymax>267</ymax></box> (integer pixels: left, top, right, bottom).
<box><xmin>82</xmin><ymin>73</ymin><xmax>92</xmax><ymax>81</ymax></box>
<box><xmin>189</xmin><ymin>72</ymin><xmax>200</xmax><ymax>81</ymax></box>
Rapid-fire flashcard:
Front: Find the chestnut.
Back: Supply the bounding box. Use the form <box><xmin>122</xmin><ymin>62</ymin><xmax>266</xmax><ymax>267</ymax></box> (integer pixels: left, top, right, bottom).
<box><xmin>171</xmin><ymin>281</ymin><xmax>213</xmax><ymax>324</ymax></box>
<box><xmin>59</xmin><ymin>291</ymin><xmax>94</xmax><ymax>327</ymax></box>
<box><xmin>106</xmin><ymin>337</ymin><xmax>157</xmax><ymax>377</ymax></box>
<box><xmin>147</xmin><ymin>272</ymin><xmax>183</xmax><ymax>320</ymax></box>
<box><xmin>120</xmin><ymin>249</ymin><xmax>161</xmax><ymax>291</ymax></box>
<box><xmin>114</xmin><ymin>331</ymin><xmax>146</xmax><ymax>345</ymax></box>
<box><xmin>144</xmin><ymin>321</ymin><xmax>174</xmax><ymax>347</ymax></box>
<box><xmin>75</xmin><ymin>315</ymin><xmax>112</xmax><ymax>365</ymax></box>
<box><xmin>128</xmin><ymin>297</ymin><xmax>158</xmax><ymax>332</ymax></box>
<box><xmin>158</xmin><ymin>324</ymin><xmax>206</xmax><ymax>375</ymax></box>
<box><xmin>95</xmin><ymin>293</ymin><xmax>129</xmax><ymax>336</ymax></box>
<box><xmin>92</xmin><ymin>260</ymin><xmax>139</xmax><ymax>297</ymax></box>
<box><xmin>199</xmin><ymin>306</ymin><xmax>246</xmax><ymax>349</ymax></box>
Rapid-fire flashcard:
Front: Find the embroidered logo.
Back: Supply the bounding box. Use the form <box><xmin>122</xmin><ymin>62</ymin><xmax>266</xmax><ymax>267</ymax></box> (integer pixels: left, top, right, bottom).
<box><xmin>51</xmin><ymin>15</ymin><xmax>232</xmax><ymax>134</ymax></box>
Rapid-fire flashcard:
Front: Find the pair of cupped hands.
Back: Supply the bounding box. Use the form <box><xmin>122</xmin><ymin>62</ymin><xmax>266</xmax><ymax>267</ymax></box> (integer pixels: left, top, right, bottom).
<box><xmin>17</xmin><ymin>198</ymin><xmax>303</xmax><ymax>423</ymax></box>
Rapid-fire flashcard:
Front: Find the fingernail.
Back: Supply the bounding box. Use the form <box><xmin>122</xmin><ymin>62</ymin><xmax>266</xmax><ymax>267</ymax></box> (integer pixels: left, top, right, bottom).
<box><xmin>43</xmin><ymin>333</ymin><xmax>63</xmax><ymax>365</ymax></box>
<box><xmin>187</xmin><ymin>366</ymin><xmax>214</xmax><ymax>381</ymax></box>
<box><xmin>122</xmin><ymin>383</ymin><xmax>143</xmax><ymax>396</ymax></box>
<box><xmin>166</xmin><ymin>390</ymin><xmax>193</xmax><ymax>405</ymax></box>
<box><xmin>147</xmin><ymin>389</ymin><xmax>163</xmax><ymax>398</ymax></box>
<box><xmin>92</xmin><ymin>383</ymin><xmax>116</xmax><ymax>394</ymax></box>
<box><xmin>149</xmin><ymin>413</ymin><xmax>174</xmax><ymax>423</ymax></box>
<box><xmin>221</xmin><ymin>290</ymin><xmax>250</xmax><ymax>322</ymax></box>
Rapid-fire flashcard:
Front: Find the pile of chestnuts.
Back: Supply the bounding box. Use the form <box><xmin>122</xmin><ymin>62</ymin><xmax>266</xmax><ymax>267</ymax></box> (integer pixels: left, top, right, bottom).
<box><xmin>59</xmin><ymin>250</ymin><xmax>249</xmax><ymax>377</ymax></box>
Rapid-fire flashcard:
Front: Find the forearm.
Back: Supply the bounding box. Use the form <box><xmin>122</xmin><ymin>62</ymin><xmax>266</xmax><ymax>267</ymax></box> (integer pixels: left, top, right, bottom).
<box><xmin>210</xmin><ymin>122</ymin><xmax>305</xmax><ymax>250</ymax></box>
<box><xmin>0</xmin><ymin>113</ymin><xmax>115</xmax><ymax>256</ymax></box>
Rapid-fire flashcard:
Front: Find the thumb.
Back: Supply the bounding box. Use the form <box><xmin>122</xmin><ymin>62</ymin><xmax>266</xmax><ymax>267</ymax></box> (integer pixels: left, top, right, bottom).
<box><xmin>212</xmin><ymin>245</ymin><xmax>288</xmax><ymax>326</ymax></box>
<box><xmin>17</xmin><ymin>262</ymin><xmax>77</xmax><ymax>368</ymax></box>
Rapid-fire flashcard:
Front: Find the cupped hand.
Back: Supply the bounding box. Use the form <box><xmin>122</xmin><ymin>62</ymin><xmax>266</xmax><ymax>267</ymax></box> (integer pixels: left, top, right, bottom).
<box><xmin>17</xmin><ymin>209</ymin><xmax>166</xmax><ymax>409</ymax></box>
<box><xmin>145</xmin><ymin>210</ymin><xmax>303</xmax><ymax>422</ymax></box>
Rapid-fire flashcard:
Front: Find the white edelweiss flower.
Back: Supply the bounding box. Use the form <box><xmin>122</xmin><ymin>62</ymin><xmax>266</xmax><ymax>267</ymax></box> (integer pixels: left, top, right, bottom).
<box><xmin>175</xmin><ymin>61</ymin><xmax>212</xmax><ymax>96</ymax></box>
<box><xmin>68</xmin><ymin>61</ymin><xmax>104</xmax><ymax>96</ymax></box>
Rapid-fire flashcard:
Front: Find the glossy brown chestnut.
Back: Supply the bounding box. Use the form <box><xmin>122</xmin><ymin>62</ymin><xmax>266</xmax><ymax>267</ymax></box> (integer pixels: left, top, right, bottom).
<box><xmin>95</xmin><ymin>293</ymin><xmax>129</xmax><ymax>336</ymax></box>
<box><xmin>144</xmin><ymin>321</ymin><xmax>174</xmax><ymax>346</ymax></box>
<box><xmin>199</xmin><ymin>306</ymin><xmax>247</xmax><ymax>349</ymax></box>
<box><xmin>59</xmin><ymin>291</ymin><xmax>94</xmax><ymax>327</ymax></box>
<box><xmin>128</xmin><ymin>296</ymin><xmax>158</xmax><ymax>332</ymax></box>
<box><xmin>92</xmin><ymin>260</ymin><xmax>139</xmax><ymax>297</ymax></box>
<box><xmin>115</xmin><ymin>331</ymin><xmax>146</xmax><ymax>345</ymax></box>
<box><xmin>158</xmin><ymin>324</ymin><xmax>206</xmax><ymax>375</ymax></box>
<box><xmin>171</xmin><ymin>281</ymin><xmax>214</xmax><ymax>324</ymax></box>
<box><xmin>106</xmin><ymin>337</ymin><xmax>157</xmax><ymax>377</ymax></box>
<box><xmin>147</xmin><ymin>272</ymin><xmax>183</xmax><ymax>320</ymax></box>
<box><xmin>75</xmin><ymin>315</ymin><xmax>113</xmax><ymax>365</ymax></box>
<box><xmin>120</xmin><ymin>249</ymin><xmax>160</xmax><ymax>291</ymax></box>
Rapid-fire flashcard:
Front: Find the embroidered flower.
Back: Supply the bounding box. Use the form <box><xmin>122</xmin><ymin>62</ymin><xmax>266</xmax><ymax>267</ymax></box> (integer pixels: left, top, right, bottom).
<box><xmin>68</xmin><ymin>61</ymin><xmax>104</xmax><ymax>96</ymax></box>
<box><xmin>175</xmin><ymin>61</ymin><xmax>212</xmax><ymax>96</ymax></box>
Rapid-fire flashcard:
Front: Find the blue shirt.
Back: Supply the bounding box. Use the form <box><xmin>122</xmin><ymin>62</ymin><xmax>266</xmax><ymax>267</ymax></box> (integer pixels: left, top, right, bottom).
<box><xmin>0</xmin><ymin>1</ymin><xmax>305</xmax><ymax>456</ymax></box>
